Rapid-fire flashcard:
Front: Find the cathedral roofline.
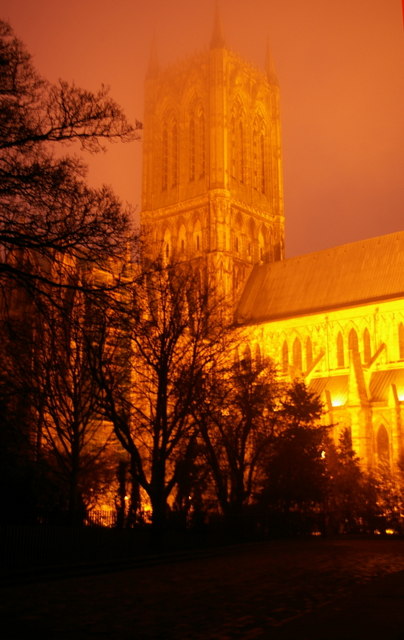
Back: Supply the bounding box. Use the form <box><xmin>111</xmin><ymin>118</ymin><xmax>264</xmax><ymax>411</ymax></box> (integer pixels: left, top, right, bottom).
<box><xmin>236</xmin><ymin>231</ymin><xmax>404</xmax><ymax>324</ymax></box>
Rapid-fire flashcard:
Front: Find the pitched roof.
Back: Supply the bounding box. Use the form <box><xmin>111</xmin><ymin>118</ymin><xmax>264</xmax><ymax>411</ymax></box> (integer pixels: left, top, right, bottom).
<box><xmin>236</xmin><ymin>231</ymin><xmax>404</xmax><ymax>324</ymax></box>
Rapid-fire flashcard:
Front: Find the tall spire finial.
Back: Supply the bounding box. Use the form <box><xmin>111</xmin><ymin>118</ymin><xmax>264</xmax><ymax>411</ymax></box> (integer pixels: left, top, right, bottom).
<box><xmin>265</xmin><ymin>39</ymin><xmax>278</xmax><ymax>85</ymax></box>
<box><xmin>210</xmin><ymin>1</ymin><xmax>225</xmax><ymax>49</ymax></box>
<box><xmin>147</xmin><ymin>34</ymin><xmax>159</xmax><ymax>77</ymax></box>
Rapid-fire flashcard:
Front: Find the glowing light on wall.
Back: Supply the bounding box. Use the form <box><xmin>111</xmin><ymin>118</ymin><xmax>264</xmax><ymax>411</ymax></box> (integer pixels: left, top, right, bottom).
<box><xmin>331</xmin><ymin>395</ymin><xmax>346</xmax><ymax>407</ymax></box>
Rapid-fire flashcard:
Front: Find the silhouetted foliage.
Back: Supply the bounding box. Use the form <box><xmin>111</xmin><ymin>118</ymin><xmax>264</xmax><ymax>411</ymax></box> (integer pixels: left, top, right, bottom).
<box><xmin>0</xmin><ymin>19</ymin><xmax>140</xmax><ymax>302</ymax></box>
<box><xmin>0</xmin><ymin>20</ymin><xmax>140</xmax><ymax>524</ymax></box>
<box><xmin>256</xmin><ymin>381</ymin><xmax>327</xmax><ymax>536</ymax></box>
<box><xmin>193</xmin><ymin>357</ymin><xmax>281</xmax><ymax>531</ymax></box>
<box><xmin>91</xmin><ymin>259</ymin><xmax>230</xmax><ymax>535</ymax></box>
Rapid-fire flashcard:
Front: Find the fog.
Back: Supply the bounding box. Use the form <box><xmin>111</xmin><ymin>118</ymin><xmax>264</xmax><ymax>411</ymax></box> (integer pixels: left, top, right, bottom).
<box><xmin>3</xmin><ymin>0</ymin><xmax>403</xmax><ymax>256</ymax></box>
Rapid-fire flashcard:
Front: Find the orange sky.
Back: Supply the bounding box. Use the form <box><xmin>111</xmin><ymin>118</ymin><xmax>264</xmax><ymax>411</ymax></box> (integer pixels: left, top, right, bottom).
<box><xmin>2</xmin><ymin>0</ymin><xmax>403</xmax><ymax>257</ymax></box>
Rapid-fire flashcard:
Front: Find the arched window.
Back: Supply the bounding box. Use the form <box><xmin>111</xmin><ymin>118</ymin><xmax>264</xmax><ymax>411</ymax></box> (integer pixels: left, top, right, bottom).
<box><xmin>162</xmin><ymin>114</ymin><xmax>178</xmax><ymax>190</ymax></box>
<box><xmin>178</xmin><ymin>224</ymin><xmax>186</xmax><ymax>254</ymax></box>
<box><xmin>230</xmin><ymin>101</ymin><xmax>246</xmax><ymax>184</ymax></box>
<box><xmin>198</xmin><ymin>108</ymin><xmax>205</xmax><ymax>179</ymax></box>
<box><xmin>241</xmin><ymin>344</ymin><xmax>251</xmax><ymax>370</ymax></box>
<box><xmin>230</xmin><ymin>114</ymin><xmax>237</xmax><ymax>180</ymax></box>
<box><xmin>306</xmin><ymin>337</ymin><xmax>313</xmax><ymax>370</ymax></box>
<box><xmin>238</xmin><ymin>120</ymin><xmax>245</xmax><ymax>183</ymax></box>
<box><xmin>255</xmin><ymin>344</ymin><xmax>262</xmax><ymax>367</ymax></box>
<box><xmin>293</xmin><ymin>337</ymin><xmax>302</xmax><ymax>371</ymax></box>
<box><xmin>282</xmin><ymin>340</ymin><xmax>288</xmax><ymax>374</ymax></box>
<box><xmin>349</xmin><ymin>329</ymin><xmax>359</xmax><ymax>359</ymax></box>
<box><xmin>260</xmin><ymin>134</ymin><xmax>266</xmax><ymax>193</ymax></box>
<box><xmin>363</xmin><ymin>328</ymin><xmax>371</xmax><ymax>364</ymax></box>
<box><xmin>163</xmin><ymin>229</ymin><xmax>171</xmax><ymax>264</ymax></box>
<box><xmin>336</xmin><ymin>332</ymin><xmax>344</xmax><ymax>367</ymax></box>
<box><xmin>258</xmin><ymin>231</ymin><xmax>264</xmax><ymax>261</ymax></box>
<box><xmin>253</xmin><ymin>116</ymin><xmax>266</xmax><ymax>194</ymax></box>
<box><xmin>171</xmin><ymin>120</ymin><xmax>178</xmax><ymax>188</ymax></box>
<box><xmin>376</xmin><ymin>425</ymin><xmax>390</xmax><ymax>468</ymax></box>
<box><xmin>194</xmin><ymin>220</ymin><xmax>202</xmax><ymax>253</ymax></box>
<box><xmin>189</xmin><ymin>116</ymin><xmax>195</xmax><ymax>181</ymax></box>
<box><xmin>162</xmin><ymin>128</ymin><xmax>168</xmax><ymax>190</ymax></box>
<box><xmin>399</xmin><ymin>323</ymin><xmax>404</xmax><ymax>360</ymax></box>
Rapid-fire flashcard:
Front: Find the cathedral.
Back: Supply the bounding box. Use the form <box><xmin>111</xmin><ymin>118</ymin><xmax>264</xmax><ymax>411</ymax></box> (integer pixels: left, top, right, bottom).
<box><xmin>140</xmin><ymin>15</ymin><xmax>404</xmax><ymax>471</ymax></box>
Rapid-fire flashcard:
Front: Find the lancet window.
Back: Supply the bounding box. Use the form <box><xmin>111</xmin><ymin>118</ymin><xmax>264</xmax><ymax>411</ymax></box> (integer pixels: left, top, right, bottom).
<box><xmin>399</xmin><ymin>323</ymin><xmax>404</xmax><ymax>360</ymax></box>
<box><xmin>363</xmin><ymin>328</ymin><xmax>371</xmax><ymax>364</ymax></box>
<box><xmin>161</xmin><ymin>113</ymin><xmax>178</xmax><ymax>191</ymax></box>
<box><xmin>376</xmin><ymin>425</ymin><xmax>390</xmax><ymax>468</ymax></box>
<box><xmin>188</xmin><ymin>103</ymin><xmax>205</xmax><ymax>182</ymax></box>
<box><xmin>178</xmin><ymin>224</ymin><xmax>186</xmax><ymax>254</ymax></box>
<box><xmin>163</xmin><ymin>228</ymin><xmax>171</xmax><ymax>264</ymax></box>
<box><xmin>162</xmin><ymin>128</ymin><xmax>168</xmax><ymax>190</ymax></box>
<box><xmin>253</xmin><ymin>116</ymin><xmax>266</xmax><ymax>194</ymax></box>
<box><xmin>348</xmin><ymin>329</ymin><xmax>359</xmax><ymax>356</ymax></box>
<box><xmin>336</xmin><ymin>332</ymin><xmax>344</xmax><ymax>368</ymax></box>
<box><xmin>292</xmin><ymin>337</ymin><xmax>302</xmax><ymax>371</ymax></box>
<box><xmin>171</xmin><ymin>120</ymin><xmax>178</xmax><ymax>188</ymax></box>
<box><xmin>281</xmin><ymin>340</ymin><xmax>288</xmax><ymax>374</ymax></box>
<box><xmin>306</xmin><ymin>337</ymin><xmax>313</xmax><ymax>370</ymax></box>
<box><xmin>193</xmin><ymin>219</ymin><xmax>202</xmax><ymax>253</ymax></box>
<box><xmin>230</xmin><ymin>101</ymin><xmax>246</xmax><ymax>184</ymax></box>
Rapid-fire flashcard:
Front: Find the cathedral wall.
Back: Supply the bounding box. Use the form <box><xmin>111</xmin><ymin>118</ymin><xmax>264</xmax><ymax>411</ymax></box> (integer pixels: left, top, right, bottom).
<box><xmin>241</xmin><ymin>298</ymin><xmax>404</xmax><ymax>470</ymax></box>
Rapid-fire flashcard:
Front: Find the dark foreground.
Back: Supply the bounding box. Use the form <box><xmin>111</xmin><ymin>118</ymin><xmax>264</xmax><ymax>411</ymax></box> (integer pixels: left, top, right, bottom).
<box><xmin>1</xmin><ymin>538</ymin><xmax>404</xmax><ymax>639</ymax></box>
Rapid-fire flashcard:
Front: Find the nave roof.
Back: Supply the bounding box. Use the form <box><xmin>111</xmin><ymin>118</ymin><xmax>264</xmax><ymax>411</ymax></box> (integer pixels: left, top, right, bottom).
<box><xmin>236</xmin><ymin>231</ymin><xmax>404</xmax><ymax>324</ymax></box>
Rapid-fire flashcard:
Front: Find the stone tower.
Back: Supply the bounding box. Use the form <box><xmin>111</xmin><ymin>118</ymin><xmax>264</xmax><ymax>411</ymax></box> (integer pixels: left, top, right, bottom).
<box><xmin>141</xmin><ymin>12</ymin><xmax>285</xmax><ymax>306</ymax></box>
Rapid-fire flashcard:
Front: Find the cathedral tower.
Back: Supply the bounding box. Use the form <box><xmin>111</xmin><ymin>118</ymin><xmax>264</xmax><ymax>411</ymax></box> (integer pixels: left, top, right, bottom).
<box><xmin>141</xmin><ymin>14</ymin><xmax>285</xmax><ymax>305</ymax></box>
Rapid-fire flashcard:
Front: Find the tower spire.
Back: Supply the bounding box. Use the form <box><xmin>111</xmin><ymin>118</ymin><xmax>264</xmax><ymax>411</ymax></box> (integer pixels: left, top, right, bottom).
<box><xmin>265</xmin><ymin>39</ymin><xmax>278</xmax><ymax>85</ymax></box>
<box><xmin>147</xmin><ymin>34</ymin><xmax>159</xmax><ymax>77</ymax></box>
<box><xmin>210</xmin><ymin>1</ymin><xmax>225</xmax><ymax>49</ymax></box>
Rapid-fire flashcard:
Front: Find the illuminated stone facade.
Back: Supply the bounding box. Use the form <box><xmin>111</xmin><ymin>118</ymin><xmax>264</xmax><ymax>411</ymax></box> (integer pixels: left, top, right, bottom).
<box><xmin>140</xmin><ymin>23</ymin><xmax>404</xmax><ymax>470</ymax></box>
<box><xmin>141</xmin><ymin>21</ymin><xmax>284</xmax><ymax>306</ymax></box>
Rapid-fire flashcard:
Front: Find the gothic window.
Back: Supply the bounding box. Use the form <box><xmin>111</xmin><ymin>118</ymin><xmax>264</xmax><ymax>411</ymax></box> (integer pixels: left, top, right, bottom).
<box><xmin>348</xmin><ymin>329</ymin><xmax>359</xmax><ymax>359</ymax></box>
<box><xmin>189</xmin><ymin>116</ymin><xmax>195</xmax><ymax>181</ymax></box>
<box><xmin>230</xmin><ymin>114</ymin><xmax>237</xmax><ymax>179</ymax></box>
<box><xmin>230</xmin><ymin>102</ymin><xmax>246</xmax><ymax>184</ymax></box>
<box><xmin>241</xmin><ymin>344</ymin><xmax>252</xmax><ymax>370</ymax></box>
<box><xmin>399</xmin><ymin>323</ymin><xmax>404</xmax><ymax>360</ymax></box>
<box><xmin>178</xmin><ymin>224</ymin><xmax>186</xmax><ymax>254</ymax></box>
<box><xmin>306</xmin><ymin>337</ymin><xmax>313</xmax><ymax>370</ymax></box>
<box><xmin>162</xmin><ymin>128</ymin><xmax>168</xmax><ymax>190</ymax></box>
<box><xmin>171</xmin><ymin>120</ymin><xmax>178</xmax><ymax>187</ymax></box>
<box><xmin>253</xmin><ymin>117</ymin><xmax>266</xmax><ymax>194</ymax></box>
<box><xmin>282</xmin><ymin>340</ymin><xmax>288</xmax><ymax>374</ymax></box>
<box><xmin>363</xmin><ymin>328</ymin><xmax>371</xmax><ymax>364</ymax></box>
<box><xmin>260</xmin><ymin>134</ymin><xmax>266</xmax><ymax>193</ymax></box>
<box><xmin>258</xmin><ymin>231</ymin><xmax>264</xmax><ymax>261</ymax></box>
<box><xmin>162</xmin><ymin>114</ymin><xmax>178</xmax><ymax>190</ymax></box>
<box><xmin>163</xmin><ymin>229</ymin><xmax>171</xmax><ymax>264</ymax></box>
<box><xmin>194</xmin><ymin>219</ymin><xmax>202</xmax><ymax>253</ymax></box>
<box><xmin>255</xmin><ymin>344</ymin><xmax>262</xmax><ymax>367</ymax></box>
<box><xmin>238</xmin><ymin>120</ymin><xmax>245</xmax><ymax>183</ymax></box>
<box><xmin>376</xmin><ymin>425</ymin><xmax>390</xmax><ymax>468</ymax></box>
<box><xmin>198</xmin><ymin>108</ymin><xmax>205</xmax><ymax>179</ymax></box>
<box><xmin>336</xmin><ymin>332</ymin><xmax>344</xmax><ymax>367</ymax></box>
<box><xmin>293</xmin><ymin>337</ymin><xmax>302</xmax><ymax>371</ymax></box>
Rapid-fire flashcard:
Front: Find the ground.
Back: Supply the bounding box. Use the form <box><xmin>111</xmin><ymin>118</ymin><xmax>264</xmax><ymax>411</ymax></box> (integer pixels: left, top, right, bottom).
<box><xmin>1</xmin><ymin>538</ymin><xmax>404</xmax><ymax>639</ymax></box>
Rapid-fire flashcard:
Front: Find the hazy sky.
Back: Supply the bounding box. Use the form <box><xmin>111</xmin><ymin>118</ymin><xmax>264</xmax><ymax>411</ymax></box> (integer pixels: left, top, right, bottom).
<box><xmin>2</xmin><ymin>0</ymin><xmax>403</xmax><ymax>257</ymax></box>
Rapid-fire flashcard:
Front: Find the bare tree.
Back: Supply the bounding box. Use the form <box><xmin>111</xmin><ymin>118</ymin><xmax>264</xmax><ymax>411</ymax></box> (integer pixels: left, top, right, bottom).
<box><xmin>92</xmin><ymin>259</ymin><xmax>230</xmax><ymax>535</ymax></box>
<box><xmin>28</xmin><ymin>289</ymin><xmax>119</xmax><ymax>525</ymax></box>
<box><xmin>0</xmin><ymin>19</ymin><xmax>141</xmax><ymax>302</ymax></box>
